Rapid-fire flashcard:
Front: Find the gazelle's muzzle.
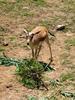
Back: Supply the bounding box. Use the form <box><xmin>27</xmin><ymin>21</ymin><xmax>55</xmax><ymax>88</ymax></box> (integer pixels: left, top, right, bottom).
<box><xmin>27</xmin><ymin>42</ymin><xmax>29</xmax><ymax>45</ymax></box>
<box><xmin>26</xmin><ymin>38</ymin><xmax>30</xmax><ymax>45</ymax></box>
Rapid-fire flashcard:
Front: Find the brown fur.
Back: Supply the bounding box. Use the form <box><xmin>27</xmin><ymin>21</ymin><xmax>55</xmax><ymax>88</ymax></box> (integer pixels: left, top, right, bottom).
<box><xmin>26</xmin><ymin>26</ymin><xmax>53</xmax><ymax>64</ymax></box>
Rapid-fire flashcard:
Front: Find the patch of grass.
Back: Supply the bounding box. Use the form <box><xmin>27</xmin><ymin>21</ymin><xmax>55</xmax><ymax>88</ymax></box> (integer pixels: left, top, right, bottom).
<box><xmin>61</xmin><ymin>59</ymin><xmax>72</xmax><ymax>66</ymax></box>
<box><xmin>0</xmin><ymin>26</ymin><xmax>8</xmax><ymax>33</ymax></box>
<box><xmin>0</xmin><ymin>0</ymin><xmax>47</xmax><ymax>18</ymax></box>
<box><xmin>60</xmin><ymin>52</ymin><xmax>69</xmax><ymax>60</ymax></box>
<box><xmin>60</xmin><ymin>52</ymin><xmax>72</xmax><ymax>67</ymax></box>
<box><xmin>64</xmin><ymin>38</ymin><xmax>75</xmax><ymax>51</ymax></box>
<box><xmin>64</xmin><ymin>45</ymin><xmax>70</xmax><ymax>50</ymax></box>
<box><xmin>40</xmin><ymin>16</ymin><xmax>68</xmax><ymax>32</ymax></box>
<box><xmin>65</xmin><ymin>38</ymin><xmax>75</xmax><ymax>46</ymax></box>
<box><xmin>0</xmin><ymin>56</ymin><xmax>54</xmax><ymax>89</ymax></box>
<box><xmin>40</xmin><ymin>20</ymin><xmax>52</xmax><ymax>28</ymax></box>
<box><xmin>59</xmin><ymin>0</ymin><xmax>75</xmax><ymax>32</ymax></box>
<box><xmin>60</xmin><ymin>52</ymin><xmax>75</xmax><ymax>69</ymax></box>
<box><xmin>49</xmin><ymin>79</ymin><xmax>59</xmax><ymax>87</ymax></box>
<box><xmin>20</xmin><ymin>11</ymin><xmax>34</xmax><ymax>17</ymax></box>
<box><xmin>39</xmin><ymin>97</ymin><xmax>49</xmax><ymax>100</ymax></box>
<box><xmin>17</xmin><ymin>59</ymin><xmax>44</xmax><ymax>89</ymax></box>
<box><xmin>27</xmin><ymin>95</ymin><xmax>37</xmax><ymax>100</ymax></box>
<box><xmin>15</xmin><ymin>89</ymin><xmax>19</xmax><ymax>93</ymax></box>
<box><xmin>40</xmin><ymin>16</ymin><xmax>60</xmax><ymax>28</ymax></box>
<box><xmin>62</xmin><ymin>0</ymin><xmax>75</xmax><ymax>13</ymax></box>
<box><xmin>0</xmin><ymin>56</ymin><xmax>19</xmax><ymax>66</ymax></box>
<box><xmin>0</xmin><ymin>47</ymin><xmax>5</xmax><ymax>52</ymax></box>
<box><xmin>31</xmin><ymin>0</ymin><xmax>47</xmax><ymax>6</ymax></box>
<box><xmin>15</xmin><ymin>0</ymin><xmax>47</xmax><ymax>7</ymax></box>
<box><xmin>10</xmin><ymin>36</ymin><xmax>17</xmax><ymax>42</ymax></box>
<box><xmin>26</xmin><ymin>95</ymin><xmax>50</xmax><ymax>100</ymax></box>
<box><xmin>0</xmin><ymin>1</ymin><xmax>15</xmax><ymax>13</ymax></box>
<box><xmin>60</xmin><ymin>72</ymin><xmax>75</xmax><ymax>82</ymax></box>
<box><xmin>0</xmin><ymin>0</ymin><xmax>34</xmax><ymax>18</ymax></box>
<box><xmin>0</xmin><ymin>26</ymin><xmax>5</xmax><ymax>32</ymax></box>
<box><xmin>49</xmin><ymin>96</ymin><xmax>57</xmax><ymax>100</ymax></box>
<box><xmin>60</xmin><ymin>91</ymin><xmax>75</xmax><ymax>99</ymax></box>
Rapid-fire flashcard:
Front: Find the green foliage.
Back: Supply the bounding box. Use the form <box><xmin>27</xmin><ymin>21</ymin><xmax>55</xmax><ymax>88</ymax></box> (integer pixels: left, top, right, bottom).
<box><xmin>0</xmin><ymin>0</ymin><xmax>34</xmax><ymax>17</ymax></box>
<box><xmin>31</xmin><ymin>0</ymin><xmax>47</xmax><ymax>6</ymax></box>
<box><xmin>0</xmin><ymin>56</ymin><xmax>54</xmax><ymax>89</ymax></box>
<box><xmin>61</xmin><ymin>59</ymin><xmax>72</xmax><ymax>65</ymax></box>
<box><xmin>20</xmin><ymin>12</ymin><xmax>34</xmax><ymax>17</ymax></box>
<box><xmin>49</xmin><ymin>79</ymin><xmax>59</xmax><ymax>87</ymax></box>
<box><xmin>60</xmin><ymin>52</ymin><xmax>74</xmax><ymax>68</ymax></box>
<box><xmin>60</xmin><ymin>91</ymin><xmax>75</xmax><ymax>98</ymax></box>
<box><xmin>0</xmin><ymin>0</ymin><xmax>47</xmax><ymax>18</ymax></box>
<box><xmin>0</xmin><ymin>26</ymin><xmax>8</xmax><ymax>33</ymax></box>
<box><xmin>49</xmin><ymin>96</ymin><xmax>57</xmax><ymax>100</ymax></box>
<box><xmin>39</xmin><ymin>97</ymin><xmax>49</xmax><ymax>100</ymax></box>
<box><xmin>65</xmin><ymin>38</ymin><xmax>75</xmax><ymax>46</ymax></box>
<box><xmin>27</xmin><ymin>95</ymin><xmax>49</xmax><ymax>100</ymax></box>
<box><xmin>10</xmin><ymin>36</ymin><xmax>16</xmax><ymax>42</ymax></box>
<box><xmin>40</xmin><ymin>20</ymin><xmax>51</xmax><ymax>28</ymax></box>
<box><xmin>0</xmin><ymin>47</ymin><xmax>5</xmax><ymax>52</ymax></box>
<box><xmin>27</xmin><ymin>95</ymin><xmax>37</xmax><ymax>100</ymax></box>
<box><xmin>0</xmin><ymin>56</ymin><xmax>19</xmax><ymax>66</ymax></box>
<box><xmin>0</xmin><ymin>26</ymin><xmax>5</xmax><ymax>32</ymax></box>
<box><xmin>0</xmin><ymin>1</ymin><xmax>15</xmax><ymax>13</ymax></box>
<box><xmin>60</xmin><ymin>72</ymin><xmax>75</xmax><ymax>82</ymax></box>
<box><xmin>16</xmin><ymin>59</ymin><xmax>44</xmax><ymax>88</ymax></box>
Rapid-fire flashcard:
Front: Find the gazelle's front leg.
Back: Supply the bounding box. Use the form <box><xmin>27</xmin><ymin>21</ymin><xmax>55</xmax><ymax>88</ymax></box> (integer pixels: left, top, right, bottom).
<box><xmin>34</xmin><ymin>47</ymin><xmax>38</xmax><ymax>59</ymax></box>
<box><xmin>32</xmin><ymin>48</ymin><xmax>38</xmax><ymax>60</ymax></box>
<box><xmin>32</xmin><ymin>48</ymin><xmax>35</xmax><ymax>59</ymax></box>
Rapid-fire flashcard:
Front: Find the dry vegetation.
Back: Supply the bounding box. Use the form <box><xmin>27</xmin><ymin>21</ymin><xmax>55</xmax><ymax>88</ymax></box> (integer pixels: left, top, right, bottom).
<box><xmin>0</xmin><ymin>0</ymin><xmax>75</xmax><ymax>100</ymax></box>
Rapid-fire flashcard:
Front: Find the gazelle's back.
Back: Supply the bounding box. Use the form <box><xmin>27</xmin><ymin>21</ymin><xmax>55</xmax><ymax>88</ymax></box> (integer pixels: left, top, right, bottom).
<box><xmin>31</xmin><ymin>26</ymin><xmax>48</xmax><ymax>45</ymax></box>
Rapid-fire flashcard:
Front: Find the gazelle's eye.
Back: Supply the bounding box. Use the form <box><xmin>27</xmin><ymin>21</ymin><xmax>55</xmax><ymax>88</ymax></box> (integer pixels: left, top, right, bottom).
<box><xmin>30</xmin><ymin>34</ymin><xmax>34</xmax><ymax>40</ymax></box>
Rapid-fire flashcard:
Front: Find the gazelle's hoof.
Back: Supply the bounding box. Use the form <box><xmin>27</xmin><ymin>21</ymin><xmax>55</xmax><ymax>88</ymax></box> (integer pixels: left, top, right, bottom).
<box><xmin>49</xmin><ymin>57</ymin><xmax>53</xmax><ymax>62</ymax></box>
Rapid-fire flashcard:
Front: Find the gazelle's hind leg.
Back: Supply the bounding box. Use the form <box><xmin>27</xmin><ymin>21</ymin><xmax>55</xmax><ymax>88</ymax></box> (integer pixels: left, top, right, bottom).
<box><xmin>45</xmin><ymin>36</ymin><xmax>53</xmax><ymax>65</ymax></box>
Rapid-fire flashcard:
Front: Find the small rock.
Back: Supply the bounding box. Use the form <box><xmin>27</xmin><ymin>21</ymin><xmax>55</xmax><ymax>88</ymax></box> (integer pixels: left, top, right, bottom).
<box><xmin>56</xmin><ymin>24</ymin><xmax>65</xmax><ymax>31</ymax></box>
<box><xmin>22</xmin><ymin>6</ymin><xmax>29</xmax><ymax>10</ymax></box>
<box><xmin>6</xmin><ymin>84</ymin><xmax>12</xmax><ymax>88</ymax></box>
<box><xmin>3</xmin><ymin>41</ymin><xmax>8</xmax><ymax>46</ymax></box>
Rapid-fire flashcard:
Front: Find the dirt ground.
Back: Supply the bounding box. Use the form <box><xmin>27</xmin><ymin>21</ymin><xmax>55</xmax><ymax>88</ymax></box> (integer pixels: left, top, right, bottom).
<box><xmin>0</xmin><ymin>0</ymin><xmax>75</xmax><ymax>100</ymax></box>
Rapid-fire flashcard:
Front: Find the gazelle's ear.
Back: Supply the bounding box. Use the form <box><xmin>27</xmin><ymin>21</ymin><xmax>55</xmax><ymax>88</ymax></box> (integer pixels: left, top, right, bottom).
<box><xmin>23</xmin><ymin>29</ymin><xmax>29</xmax><ymax>39</ymax></box>
<box><xmin>23</xmin><ymin>29</ymin><xmax>28</xmax><ymax>34</ymax></box>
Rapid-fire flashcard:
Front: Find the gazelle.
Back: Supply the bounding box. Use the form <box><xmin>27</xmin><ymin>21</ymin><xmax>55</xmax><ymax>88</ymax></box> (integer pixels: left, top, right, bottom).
<box><xmin>24</xmin><ymin>26</ymin><xmax>54</xmax><ymax>64</ymax></box>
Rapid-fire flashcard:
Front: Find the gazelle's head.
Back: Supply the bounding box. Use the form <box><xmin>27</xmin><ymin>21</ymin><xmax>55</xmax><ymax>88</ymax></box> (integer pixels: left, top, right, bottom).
<box><xmin>23</xmin><ymin>29</ymin><xmax>34</xmax><ymax>45</ymax></box>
